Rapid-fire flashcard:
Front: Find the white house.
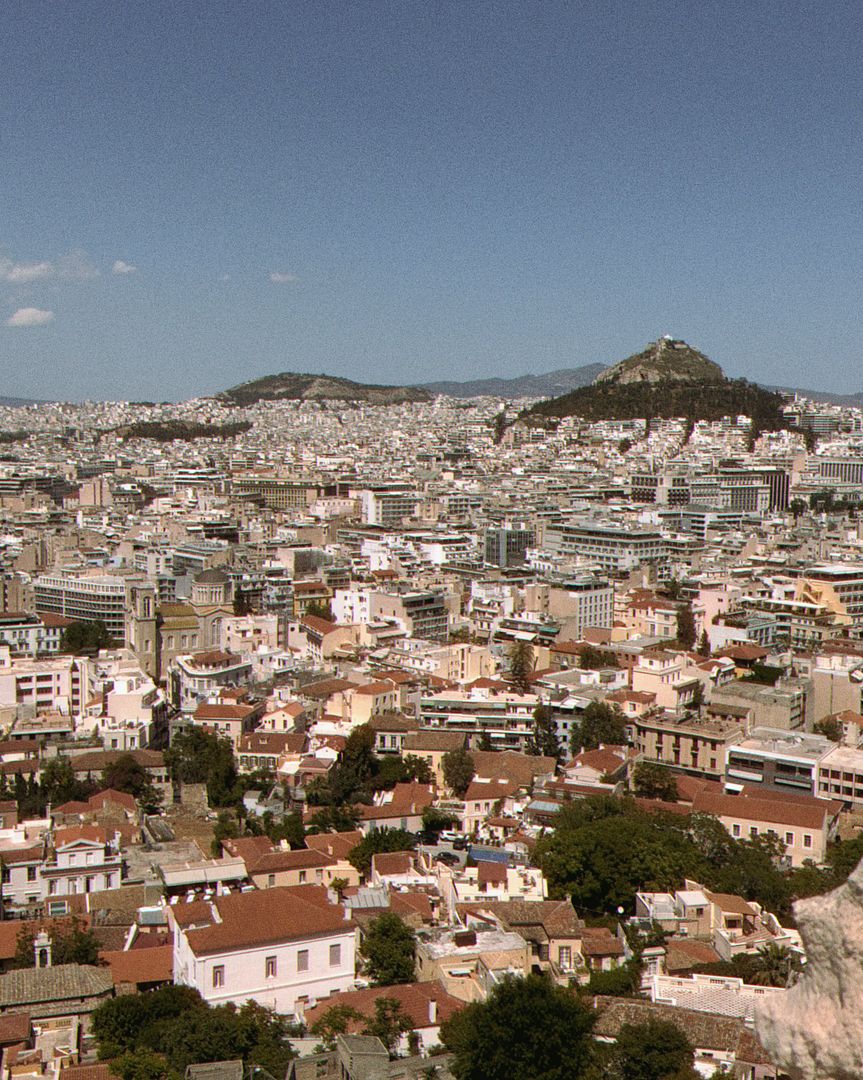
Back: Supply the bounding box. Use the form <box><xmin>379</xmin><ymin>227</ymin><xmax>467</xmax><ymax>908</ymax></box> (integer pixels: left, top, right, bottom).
<box><xmin>170</xmin><ymin>885</ymin><xmax>357</xmax><ymax>1016</ymax></box>
<box><xmin>41</xmin><ymin>825</ymin><xmax>123</xmax><ymax>899</ymax></box>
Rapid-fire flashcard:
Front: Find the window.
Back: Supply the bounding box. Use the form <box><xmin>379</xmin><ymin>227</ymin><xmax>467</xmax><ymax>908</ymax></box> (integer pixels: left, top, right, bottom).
<box><xmin>299</xmin><ymin>871</ymin><xmax>307</xmax><ymax>884</ymax></box>
<box><xmin>559</xmin><ymin>946</ymin><xmax>571</xmax><ymax>969</ymax></box>
<box><xmin>329</xmin><ymin>944</ymin><xmax>341</xmax><ymax>967</ymax></box>
<box><xmin>265</xmin><ymin>956</ymin><xmax>277</xmax><ymax>978</ymax></box>
<box><xmin>785</xmin><ymin>832</ymin><xmax>794</xmax><ymax>846</ymax></box>
<box><xmin>804</xmin><ymin>834</ymin><xmax>813</xmax><ymax>849</ymax></box>
<box><xmin>297</xmin><ymin>949</ymin><xmax>309</xmax><ymax>972</ymax></box>
<box><xmin>27</xmin><ymin>866</ymin><xmax>36</xmax><ymax>882</ymax></box>
<box><xmin>213</xmin><ymin>965</ymin><xmax>225</xmax><ymax>988</ymax></box>
<box><xmin>749</xmin><ymin>826</ymin><xmax>758</xmax><ymax>838</ymax></box>
<box><xmin>48</xmin><ymin>879</ymin><xmax>57</xmax><ymax>895</ymax></box>
<box><xmin>268</xmin><ymin>874</ymin><xmax>275</xmax><ymax>888</ymax></box>
<box><xmin>731</xmin><ymin>824</ymin><xmax>741</xmax><ymax>838</ymax></box>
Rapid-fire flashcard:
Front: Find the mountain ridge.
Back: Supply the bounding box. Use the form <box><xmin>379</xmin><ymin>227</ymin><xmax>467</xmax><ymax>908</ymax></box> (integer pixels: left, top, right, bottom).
<box><xmin>216</xmin><ymin>372</ymin><xmax>430</xmax><ymax>407</ymax></box>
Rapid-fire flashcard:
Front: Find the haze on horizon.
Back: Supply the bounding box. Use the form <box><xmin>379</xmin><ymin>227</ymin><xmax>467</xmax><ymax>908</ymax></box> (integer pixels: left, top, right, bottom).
<box><xmin>3</xmin><ymin>0</ymin><xmax>863</xmax><ymax>403</ymax></box>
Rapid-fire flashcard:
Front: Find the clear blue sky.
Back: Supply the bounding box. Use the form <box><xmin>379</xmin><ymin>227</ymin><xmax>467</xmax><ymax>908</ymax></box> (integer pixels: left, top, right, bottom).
<box><xmin>3</xmin><ymin>0</ymin><xmax>862</xmax><ymax>400</ymax></box>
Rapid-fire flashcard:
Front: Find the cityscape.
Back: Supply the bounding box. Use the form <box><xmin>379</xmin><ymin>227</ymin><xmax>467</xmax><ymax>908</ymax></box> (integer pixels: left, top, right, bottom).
<box><xmin>4</xmin><ymin>2</ymin><xmax>862</xmax><ymax>1079</ymax></box>
<box><xmin>0</xmin><ymin>337</ymin><xmax>854</xmax><ymax>1078</ymax></box>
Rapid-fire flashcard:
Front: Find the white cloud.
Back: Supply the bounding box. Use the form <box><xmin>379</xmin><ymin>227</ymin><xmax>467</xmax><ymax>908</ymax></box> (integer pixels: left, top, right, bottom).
<box><xmin>219</xmin><ymin>273</ymin><xmax>231</xmax><ymax>282</ymax></box>
<box><xmin>112</xmin><ymin>259</ymin><xmax>137</xmax><ymax>275</ymax></box>
<box><xmin>6</xmin><ymin>307</ymin><xmax>55</xmax><ymax>327</ymax></box>
<box><xmin>0</xmin><ymin>260</ymin><xmax>53</xmax><ymax>284</ymax></box>
<box><xmin>270</xmin><ymin>271</ymin><xmax>299</xmax><ymax>284</ymax></box>
<box><xmin>0</xmin><ymin>250</ymin><xmax>98</xmax><ymax>283</ymax></box>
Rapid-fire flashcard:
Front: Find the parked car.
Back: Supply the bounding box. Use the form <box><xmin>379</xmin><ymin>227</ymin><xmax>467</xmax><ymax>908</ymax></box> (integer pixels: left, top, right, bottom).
<box><xmin>435</xmin><ymin>851</ymin><xmax>460</xmax><ymax>867</ymax></box>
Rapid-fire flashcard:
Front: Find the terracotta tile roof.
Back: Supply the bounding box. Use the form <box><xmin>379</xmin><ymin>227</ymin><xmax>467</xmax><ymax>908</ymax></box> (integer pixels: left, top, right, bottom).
<box><xmin>182</xmin><ymin>885</ymin><xmax>351</xmax><ymax>955</ymax></box>
<box><xmin>221</xmin><ymin>835</ymin><xmax>275</xmax><ymax>863</ymax></box>
<box><xmin>592</xmin><ymin>998</ymin><xmax>773</xmax><ymax>1064</ymax></box>
<box><xmin>0</xmin><ymin>1012</ymin><xmax>30</xmax><ymax>1045</ymax></box>
<box><xmin>301</xmin><ymin>615</ymin><xmax>339</xmax><ymax>635</ymax></box>
<box><xmin>692</xmin><ymin>790</ymin><xmax>829</xmax><ymax>830</ymax></box>
<box><xmin>715</xmin><ymin>644</ymin><xmax>770</xmax><ymax>661</ymax></box>
<box><xmin>54</xmin><ymin>825</ymin><xmax>107</xmax><ymax>846</ymax></box>
<box><xmin>403</xmin><ymin>731</ymin><xmax>467</xmax><ymax>752</ymax></box>
<box><xmin>100</xmin><ymin>945</ymin><xmax>173</xmax><ymax>985</ymax></box>
<box><xmin>0</xmin><ymin>964</ymin><xmax>113</xmax><ymax>1007</ymax></box>
<box><xmin>663</xmin><ymin>938</ymin><xmax>722</xmax><ymax>971</ymax></box>
<box><xmin>60</xmin><ymin>1067</ymin><xmax>113</xmax><ymax>1080</ymax></box>
<box><xmin>250</xmin><ymin>848</ymin><xmax>335</xmax><ymax>874</ymax></box>
<box><xmin>194</xmin><ymin>702</ymin><xmax>258</xmax><ymax>720</ymax></box>
<box><xmin>390</xmin><ymin>890</ymin><xmax>435</xmax><ymax>924</ymax></box>
<box><xmin>371</xmin><ymin>851</ymin><xmax>415</xmax><ymax>877</ymax></box>
<box><xmin>471</xmin><ymin>750</ymin><xmax>556</xmax><ymax>787</ymax></box>
<box><xmin>580</xmin><ymin>926</ymin><xmax>624</xmax><ymax>956</ymax></box>
<box><xmin>0</xmin><ymin>844</ymin><xmax>44</xmax><ymax>864</ymax></box>
<box><xmin>299</xmin><ymin>678</ymin><xmax>355</xmax><ymax>699</ymax></box>
<box><xmin>304</xmin><ymin>980</ymin><xmax>463</xmax><ymax>1032</ymax></box>
<box><xmin>70</xmin><ymin>749</ymin><xmax>164</xmax><ymax>772</ymax></box>
<box><xmin>239</xmin><ymin>731</ymin><xmax>306</xmax><ymax>754</ymax></box>
<box><xmin>306</xmin><ymin>831</ymin><xmax>363</xmax><ymax>860</ymax></box>
<box><xmin>477</xmin><ymin>861</ymin><xmax>507</xmax><ymax>885</ymax></box>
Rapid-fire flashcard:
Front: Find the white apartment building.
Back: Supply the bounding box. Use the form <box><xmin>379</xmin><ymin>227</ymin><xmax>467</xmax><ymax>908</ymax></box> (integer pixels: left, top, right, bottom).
<box><xmin>171</xmin><ymin>886</ymin><xmax>357</xmax><ymax>1016</ymax></box>
<box><xmin>33</xmin><ymin>573</ymin><xmax>129</xmax><ymax>642</ymax></box>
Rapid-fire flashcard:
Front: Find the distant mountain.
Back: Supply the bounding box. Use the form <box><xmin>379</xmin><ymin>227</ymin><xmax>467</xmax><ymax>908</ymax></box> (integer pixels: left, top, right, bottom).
<box><xmin>217</xmin><ymin>372</ymin><xmax>430</xmax><ymax>407</ymax></box>
<box><xmin>765</xmin><ymin>385</ymin><xmax>863</xmax><ymax>407</ymax></box>
<box><xmin>421</xmin><ymin>363</ymin><xmax>607</xmax><ymax>399</ymax></box>
<box><xmin>0</xmin><ymin>395</ymin><xmax>45</xmax><ymax>408</ymax></box>
<box><xmin>521</xmin><ymin>337</ymin><xmax>789</xmax><ymax>430</ymax></box>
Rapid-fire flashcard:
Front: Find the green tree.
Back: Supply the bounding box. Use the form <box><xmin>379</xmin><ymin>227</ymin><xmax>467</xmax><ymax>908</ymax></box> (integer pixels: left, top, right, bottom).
<box><xmin>441</xmin><ymin>973</ymin><xmax>595</xmax><ymax>1080</ymax></box>
<box><xmin>348</xmin><ymin>828</ymin><xmax>418</xmax><ymax>876</ymax></box>
<box><xmin>109</xmin><ymin>1049</ymin><xmax>179</xmax><ymax>1080</ymax></box>
<box><xmin>676</xmin><ymin>604</ymin><xmax>696</xmax><ymax>649</ymax></box>
<box><xmin>813</xmin><ymin>716</ymin><xmax>842</xmax><ymax>742</ymax></box>
<box><xmin>748</xmin><ymin>943</ymin><xmax>802</xmax><ymax>988</ymax></box>
<box><xmin>526</xmin><ymin>705</ymin><xmax>561</xmax><ymax>760</ymax></box>
<box><xmin>362</xmin><ymin>997</ymin><xmax>414</xmax><ymax>1055</ymax></box>
<box><xmin>442</xmin><ymin>748</ymin><xmax>475</xmax><ymax>797</ymax></box>
<box><xmin>613</xmin><ymin>1019</ymin><xmax>696</xmax><ymax>1080</ymax></box>
<box><xmin>304</xmin><ymin>599</ymin><xmax>335</xmax><ymax>622</ymax></box>
<box><xmin>697</xmin><ymin>630</ymin><xmax>711</xmax><ymax>657</ymax></box>
<box><xmin>360</xmin><ymin>913</ymin><xmax>416</xmax><ymax>986</ymax></box>
<box><xmin>309</xmin><ymin>1003</ymin><xmax>363</xmax><ymax>1050</ymax></box>
<box><xmin>571</xmin><ymin>701</ymin><xmax>627</xmax><ymax>753</ymax></box>
<box><xmin>92</xmin><ymin>985</ymin><xmax>206</xmax><ymax>1060</ymax></box>
<box><xmin>13</xmin><ymin>918</ymin><xmax>100</xmax><ymax>969</ymax></box>
<box><xmin>164</xmin><ymin>728</ymin><xmax>237</xmax><ymax>807</ymax></box>
<box><xmin>60</xmin><ymin>619</ymin><xmax>114</xmax><ymax>655</ymax></box>
<box><xmin>507</xmin><ymin>640</ymin><xmax>535</xmax><ymax>693</ymax></box>
<box><xmin>102</xmin><ymin>754</ymin><xmax>162</xmax><ymax>811</ymax></box>
<box><xmin>632</xmin><ymin>763</ymin><xmax>678</xmax><ymax>802</ymax></box>
<box><xmin>579</xmin><ymin>645</ymin><xmax>619</xmax><ymax>670</ymax></box>
<box><xmin>308</xmin><ymin>802</ymin><xmax>362</xmax><ymax>833</ymax></box>
<box><xmin>421</xmin><ymin>805</ymin><xmax>459</xmax><ymax>837</ymax></box>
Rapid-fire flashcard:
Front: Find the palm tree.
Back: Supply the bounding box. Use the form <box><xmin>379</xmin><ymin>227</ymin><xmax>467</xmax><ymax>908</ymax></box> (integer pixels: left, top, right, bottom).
<box><xmin>749</xmin><ymin>943</ymin><xmax>802</xmax><ymax>988</ymax></box>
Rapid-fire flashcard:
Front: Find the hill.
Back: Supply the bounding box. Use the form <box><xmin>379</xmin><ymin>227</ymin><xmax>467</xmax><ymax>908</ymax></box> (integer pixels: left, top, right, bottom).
<box><xmin>217</xmin><ymin>372</ymin><xmax>430</xmax><ymax>407</ymax></box>
<box><xmin>422</xmin><ymin>363</ymin><xmax>607</xmax><ymax>398</ymax></box>
<box><xmin>522</xmin><ymin>338</ymin><xmax>790</xmax><ymax>429</ymax></box>
<box><xmin>594</xmin><ymin>337</ymin><xmax>724</xmax><ymax>385</ymax></box>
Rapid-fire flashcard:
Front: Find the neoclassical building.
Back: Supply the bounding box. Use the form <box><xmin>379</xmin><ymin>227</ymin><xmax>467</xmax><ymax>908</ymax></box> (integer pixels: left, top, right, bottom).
<box><xmin>126</xmin><ymin>569</ymin><xmax>234</xmax><ymax>681</ymax></box>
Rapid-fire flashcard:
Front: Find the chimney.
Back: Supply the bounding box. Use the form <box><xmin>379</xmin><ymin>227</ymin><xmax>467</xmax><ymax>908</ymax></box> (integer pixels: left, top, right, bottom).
<box><xmin>428</xmin><ymin>998</ymin><xmax>437</xmax><ymax>1024</ymax></box>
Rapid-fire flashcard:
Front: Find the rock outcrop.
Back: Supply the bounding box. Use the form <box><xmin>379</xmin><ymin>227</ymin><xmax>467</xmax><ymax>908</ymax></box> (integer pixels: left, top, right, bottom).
<box><xmin>757</xmin><ymin>859</ymin><xmax>863</xmax><ymax>1079</ymax></box>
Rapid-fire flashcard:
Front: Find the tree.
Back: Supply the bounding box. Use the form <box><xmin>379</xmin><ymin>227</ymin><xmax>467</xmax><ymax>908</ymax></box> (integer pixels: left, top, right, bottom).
<box><xmin>632</xmin><ymin>763</ymin><xmax>678</xmax><ymax>802</ymax></box>
<box><xmin>676</xmin><ymin>604</ymin><xmax>696</xmax><ymax>650</ymax></box>
<box><xmin>442</xmin><ymin>748</ymin><xmax>475</xmax><ymax>797</ymax></box>
<box><xmin>360</xmin><ymin>913</ymin><xmax>416</xmax><ymax>986</ymax></box>
<box><xmin>307</xmin><ymin>802</ymin><xmax>361</xmax><ymax>834</ymax></box>
<box><xmin>348</xmin><ymin>828</ymin><xmax>418</xmax><ymax>876</ymax></box>
<box><xmin>579</xmin><ymin>645</ymin><xmax>619</xmax><ymax>670</ymax></box>
<box><xmin>164</xmin><ymin>728</ymin><xmax>237</xmax><ymax>807</ymax></box>
<box><xmin>305</xmin><ymin>599</ymin><xmax>335</xmax><ymax>622</ymax></box>
<box><xmin>507</xmin><ymin>640</ymin><xmax>535</xmax><ymax>693</ymax></box>
<box><xmin>13</xmin><ymin>919</ymin><xmax>100</xmax><ymax>969</ymax></box>
<box><xmin>421</xmin><ymin>805</ymin><xmax>458</xmax><ymax>838</ymax></box>
<box><xmin>613</xmin><ymin>1019</ymin><xmax>696</xmax><ymax>1080</ymax></box>
<box><xmin>60</xmin><ymin>619</ymin><xmax>114</xmax><ymax>655</ymax></box>
<box><xmin>697</xmin><ymin>630</ymin><xmax>710</xmax><ymax>657</ymax></box>
<box><xmin>748</xmin><ymin>943</ymin><xmax>802</xmax><ymax>988</ymax></box>
<box><xmin>571</xmin><ymin>701</ymin><xmax>627</xmax><ymax>753</ymax></box>
<box><xmin>363</xmin><ymin>997</ymin><xmax>414</xmax><ymax>1055</ymax></box>
<box><xmin>813</xmin><ymin>716</ymin><xmax>842</xmax><ymax>742</ymax></box>
<box><xmin>102</xmin><ymin>754</ymin><xmax>162</xmax><ymax>811</ymax></box>
<box><xmin>110</xmin><ymin>1049</ymin><xmax>178</xmax><ymax>1080</ymax></box>
<box><xmin>441</xmin><ymin>973</ymin><xmax>595</xmax><ymax>1080</ymax></box>
<box><xmin>309</xmin><ymin>1003</ymin><xmax>363</xmax><ymax>1050</ymax></box>
<box><xmin>526</xmin><ymin>705</ymin><xmax>560</xmax><ymax>760</ymax></box>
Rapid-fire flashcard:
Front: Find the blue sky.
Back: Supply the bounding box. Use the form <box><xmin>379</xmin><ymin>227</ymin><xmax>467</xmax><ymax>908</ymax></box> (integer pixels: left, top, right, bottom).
<box><xmin>2</xmin><ymin>0</ymin><xmax>863</xmax><ymax>400</ymax></box>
